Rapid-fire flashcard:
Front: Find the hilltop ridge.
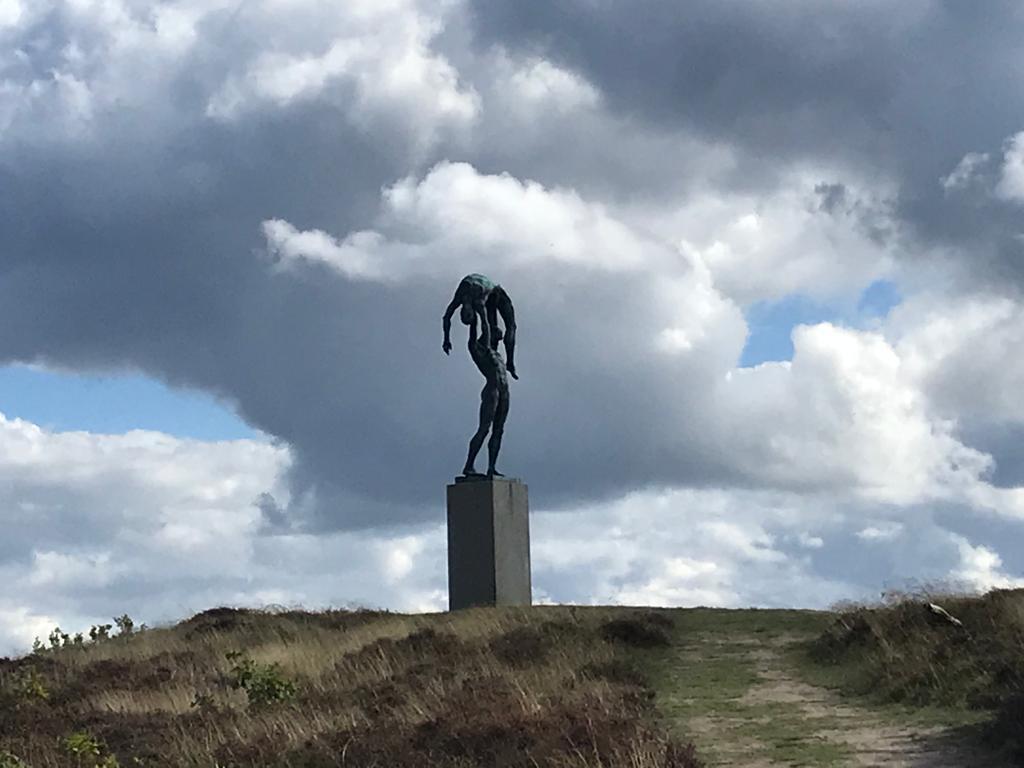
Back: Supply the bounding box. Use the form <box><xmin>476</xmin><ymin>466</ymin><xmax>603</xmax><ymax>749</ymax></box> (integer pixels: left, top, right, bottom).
<box><xmin>1</xmin><ymin>591</ymin><xmax>1021</xmax><ymax>767</ymax></box>
<box><xmin>1</xmin><ymin>606</ymin><xmax>699</xmax><ymax>767</ymax></box>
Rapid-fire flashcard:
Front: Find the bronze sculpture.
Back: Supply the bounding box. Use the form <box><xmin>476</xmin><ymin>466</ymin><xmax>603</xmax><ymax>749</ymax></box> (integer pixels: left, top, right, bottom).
<box><xmin>442</xmin><ymin>274</ymin><xmax>517</xmax><ymax>379</ymax></box>
<box><xmin>442</xmin><ymin>274</ymin><xmax>517</xmax><ymax>478</ymax></box>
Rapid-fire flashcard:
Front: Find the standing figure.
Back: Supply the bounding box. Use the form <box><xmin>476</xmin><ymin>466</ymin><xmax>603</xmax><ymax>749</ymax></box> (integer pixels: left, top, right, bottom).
<box><xmin>462</xmin><ymin>318</ymin><xmax>510</xmax><ymax>478</ymax></box>
<box><xmin>442</xmin><ymin>273</ymin><xmax>518</xmax><ymax>379</ymax></box>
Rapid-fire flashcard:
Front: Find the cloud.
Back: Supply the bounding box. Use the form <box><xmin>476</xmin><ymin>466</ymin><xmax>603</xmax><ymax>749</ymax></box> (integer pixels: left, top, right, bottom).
<box><xmin>950</xmin><ymin>536</ymin><xmax>1024</xmax><ymax>592</ymax></box>
<box><xmin>494</xmin><ymin>53</ymin><xmax>600</xmax><ymax>113</ymax></box>
<box><xmin>0</xmin><ymin>412</ymin><xmax>454</xmax><ymax>655</ymax></box>
<box><xmin>264</xmin><ymin>161</ymin><xmax>672</xmax><ymax>277</ymax></box>
<box><xmin>996</xmin><ymin>132</ymin><xmax>1024</xmax><ymax>203</ymax></box>
<box><xmin>0</xmin><ymin>0</ymin><xmax>24</xmax><ymax>30</ymax></box>
<box><xmin>0</xmin><ymin>408</ymin><xmax>1020</xmax><ymax>657</ymax></box>
<box><xmin>0</xmin><ymin>606</ymin><xmax>57</xmax><ymax>656</ymax></box>
<box><xmin>0</xmin><ymin>0</ymin><xmax>1022</xmax><ymax>638</ymax></box>
<box><xmin>205</xmin><ymin>0</ymin><xmax>479</xmax><ymax>151</ymax></box>
<box><xmin>941</xmin><ymin>133</ymin><xmax>1024</xmax><ymax>208</ymax></box>
<box><xmin>890</xmin><ymin>292</ymin><xmax>1024</xmax><ymax>428</ymax></box>
<box><xmin>651</xmin><ymin>175</ymin><xmax>899</xmax><ymax>304</ymax></box>
<box><xmin>261</xmin><ymin>219</ymin><xmax>387</xmax><ymax>281</ymax></box>
<box><xmin>941</xmin><ymin>152</ymin><xmax>991</xmax><ymax>193</ymax></box>
<box><xmin>530</xmin><ymin>487</ymin><xmax>1022</xmax><ymax>611</ymax></box>
<box><xmin>717</xmin><ymin>321</ymin><xmax>1003</xmax><ymax>512</ymax></box>
<box><xmin>0</xmin><ymin>412</ymin><xmax>285</xmax><ymax>651</ymax></box>
<box><xmin>263</xmin><ymin>160</ymin><xmax>1008</xmax><ymax>517</ymax></box>
<box><xmin>1</xmin><ymin>0</ymin><xmax>948</xmax><ymax>527</ymax></box>
<box><xmin>255</xmin><ymin>160</ymin><xmax>751</xmax><ymax>515</ymax></box>
<box><xmin>856</xmin><ymin>522</ymin><xmax>904</xmax><ymax>542</ymax></box>
<box><xmin>468</xmin><ymin>1</ymin><xmax>1024</xmax><ymax>292</ymax></box>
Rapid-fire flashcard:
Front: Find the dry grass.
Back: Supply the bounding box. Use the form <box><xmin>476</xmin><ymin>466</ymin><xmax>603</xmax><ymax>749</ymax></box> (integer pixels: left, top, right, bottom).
<box><xmin>806</xmin><ymin>586</ymin><xmax>1024</xmax><ymax>761</ymax></box>
<box><xmin>0</xmin><ymin>606</ymin><xmax>700</xmax><ymax>767</ymax></box>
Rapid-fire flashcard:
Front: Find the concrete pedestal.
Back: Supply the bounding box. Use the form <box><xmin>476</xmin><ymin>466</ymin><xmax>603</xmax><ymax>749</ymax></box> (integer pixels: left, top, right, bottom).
<box><xmin>446</xmin><ymin>477</ymin><xmax>531</xmax><ymax>610</ymax></box>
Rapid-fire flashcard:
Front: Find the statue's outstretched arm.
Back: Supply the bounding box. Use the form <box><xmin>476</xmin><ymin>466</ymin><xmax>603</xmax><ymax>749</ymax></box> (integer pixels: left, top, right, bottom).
<box><xmin>442</xmin><ymin>294</ymin><xmax>461</xmax><ymax>355</ymax></box>
<box><xmin>496</xmin><ymin>289</ymin><xmax>517</xmax><ymax>378</ymax></box>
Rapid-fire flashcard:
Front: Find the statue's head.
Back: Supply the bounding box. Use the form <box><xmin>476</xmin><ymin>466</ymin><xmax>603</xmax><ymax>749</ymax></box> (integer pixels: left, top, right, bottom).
<box><xmin>460</xmin><ymin>303</ymin><xmax>475</xmax><ymax>325</ymax></box>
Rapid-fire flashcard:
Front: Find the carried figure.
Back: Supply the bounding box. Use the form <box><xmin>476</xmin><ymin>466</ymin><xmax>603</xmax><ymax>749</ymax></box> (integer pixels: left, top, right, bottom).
<box><xmin>442</xmin><ymin>273</ymin><xmax>517</xmax><ymax>379</ymax></box>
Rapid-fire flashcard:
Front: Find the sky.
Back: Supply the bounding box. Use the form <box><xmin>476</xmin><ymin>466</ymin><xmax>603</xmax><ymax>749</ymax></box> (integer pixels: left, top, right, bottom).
<box><xmin>2</xmin><ymin>0</ymin><xmax>1024</xmax><ymax>654</ymax></box>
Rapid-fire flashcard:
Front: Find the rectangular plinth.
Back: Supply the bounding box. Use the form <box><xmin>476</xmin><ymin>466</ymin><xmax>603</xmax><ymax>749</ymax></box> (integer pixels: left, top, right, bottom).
<box><xmin>446</xmin><ymin>477</ymin><xmax>531</xmax><ymax>610</ymax></box>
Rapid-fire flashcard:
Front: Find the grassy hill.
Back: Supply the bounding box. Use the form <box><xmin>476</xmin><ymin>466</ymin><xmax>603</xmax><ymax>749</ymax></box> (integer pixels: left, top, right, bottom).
<box><xmin>644</xmin><ymin>595</ymin><xmax>1022</xmax><ymax>766</ymax></box>
<box><xmin>803</xmin><ymin>587</ymin><xmax>1024</xmax><ymax>764</ymax></box>
<box><xmin>1</xmin><ymin>590</ymin><xmax>1022</xmax><ymax>767</ymax></box>
<box><xmin>0</xmin><ymin>606</ymin><xmax>699</xmax><ymax>767</ymax></box>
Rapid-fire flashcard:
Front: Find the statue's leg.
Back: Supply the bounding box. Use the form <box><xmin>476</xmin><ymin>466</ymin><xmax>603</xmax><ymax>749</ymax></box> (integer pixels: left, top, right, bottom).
<box><xmin>464</xmin><ymin>383</ymin><xmax>497</xmax><ymax>476</ymax></box>
<box><xmin>487</xmin><ymin>384</ymin><xmax>509</xmax><ymax>476</ymax></box>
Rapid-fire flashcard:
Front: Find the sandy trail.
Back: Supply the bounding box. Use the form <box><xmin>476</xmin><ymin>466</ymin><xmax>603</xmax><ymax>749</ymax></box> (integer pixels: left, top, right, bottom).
<box><xmin>742</xmin><ymin>645</ymin><xmax>983</xmax><ymax>767</ymax></box>
<box><xmin>661</xmin><ymin>633</ymin><xmax>1005</xmax><ymax>768</ymax></box>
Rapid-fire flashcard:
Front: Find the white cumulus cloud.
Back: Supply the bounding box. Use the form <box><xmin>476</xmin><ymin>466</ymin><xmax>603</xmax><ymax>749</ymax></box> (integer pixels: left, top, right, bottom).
<box><xmin>996</xmin><ymin>131</ymin><xmax>1024</xmax><ymax>203</ymax></box>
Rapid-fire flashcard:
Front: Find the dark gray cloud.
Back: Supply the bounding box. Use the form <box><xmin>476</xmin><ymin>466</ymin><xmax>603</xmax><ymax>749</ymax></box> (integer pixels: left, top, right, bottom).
<box><xmin>3</xmin><ymin>0</ymin><xmax>1024</xmax><ymax>656</ymax></box>
<box><xmin>0</xmin><ymin>0</ymin><xmax>1021</xmax><ymax>543</ymax></box>
<box><xmin>469</xmin><ymin>0</ymin><xmax>900</xmax><ymax>158</ymax></box>
<box><xmin>0</xmin><ymin>8</ymin><xmax>744</xmax><ymax>527</ymax></box>
<box><xmin>467</xmin><ymin>0</ymin><xmax>1024</xmax><ymax>283</ymax></box>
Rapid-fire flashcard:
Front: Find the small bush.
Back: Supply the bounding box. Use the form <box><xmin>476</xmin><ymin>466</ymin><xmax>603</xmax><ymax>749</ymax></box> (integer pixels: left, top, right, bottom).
<box><xmin>581</xmin><ymin>658</ymin><xmax>648</xmax><ymax>687</ymax></box>
<box><xmin>62</xmin><ymin>731</ymin><xmax>120</xmax><ymax>767</ymax></box>
<box><xmin>489</xmin><ymin>625</ymin><xmax>550</xmax><ymax>667</ymax></box>
<box><xmin>189</xmin><ymin>692</ymin><xmax>220</xmax><ymax>713</ymax></box>
<box><xmin>182</xmin><ymin>607</ymin><xmax>254</xmax><ymax>638</ymax></box>
<box><xmin>61</xmin><ymin>733</ymin><xmax>119</xmax><ymax>768</ymax></box>
<box><xmin>13</xmin><ymin>667</ymin><xmax>49</xmax><ymax>702</ymax></box>
<box><xmin>0</xmin><ymin>752</ymin><xmax>28</xmax><ymax>768</ymax></box>
<box><xmin>809</xmin><ymin>588</ymin><xmax>1024</xmax><ymax>756</ymax></box>
<box><xmin>989</xmin><ymin>692</ymin><xmax>1024</xmax><ymax>763</ymax></box>
<box><xmin>638</xmin><ymin>610</ymin><xmax>676</xmax><ymax>630</ymax></box>
<box><xmin>49</xmin><ymin>627</ymin><xmax>72</xmax><ymax>650</ymax></box>
<box><xmin>601</xmin><ymin>617</ymin><xmax>672</xmax><ymax>648</ymax></box>
<box><xmin>225</xmin><ymin>651</ymin><xmax>297</xmax><ymax>709</ymax></box>
<box><xmin>114</xmin><ymin>615</ymin><xmax>134</xmax><ymax>637</ymax></box>
<box><xmin>811</xmin><ymin>589</ymin><xmax>1024</xmax><ymax>705</ymax></box>
<box><xmin>63</xmin><ymin>731</ymin><xmax>101</xmax><ymax>759</ymax></box>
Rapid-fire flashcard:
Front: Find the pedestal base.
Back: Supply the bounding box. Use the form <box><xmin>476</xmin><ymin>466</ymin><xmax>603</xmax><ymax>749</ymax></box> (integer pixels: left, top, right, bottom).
<box><xmin>446</xmin><ymin>477</ymin><xmax>531</xmax><ymax>610</ymax></box>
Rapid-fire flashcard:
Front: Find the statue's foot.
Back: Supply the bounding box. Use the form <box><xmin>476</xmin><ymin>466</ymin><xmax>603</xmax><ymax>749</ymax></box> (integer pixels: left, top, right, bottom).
<box><xmin>487</xmin><ymin>468</ymin><xmax>504</xmax><ymax>478</ymax></box>
<box><xmin>461</xmin><ymin>467</ymin><xmax>485</xmax><ymax>478</ymax></box>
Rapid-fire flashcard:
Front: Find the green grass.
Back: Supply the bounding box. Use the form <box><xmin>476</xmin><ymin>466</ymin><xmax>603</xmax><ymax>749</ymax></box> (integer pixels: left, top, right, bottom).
<box><xmin>666</xmin><ymin>607</ymin><xmax>831</xmax><ymax>637</ymax></box>
<box><xmin>643</xmin><ymin>609</ymin><xmax>850</xmax><ymax>767</ymax></box>
<box><xmin>4</xmin><ymin>596</ymin><xmax>1019</xmax><ymax>767</ymax></box>
<box><xmin>783</xmin><ymin>639</ymin><xmax>990</xmax><ymax>731</ymax></box>
<box><xmin>727</xmin><ymin>707</ymin><xmax>849</xmax><ymax>766</ymax></box>
<box><xmin>794</xmin><ymin>588</ymin><xmax>1024</xmax><ymax>762</ymax></box>
<box><xmin>643</xmin><ymin>601</ymin><xmax>1021</xmax><ymax>767</ymax></box>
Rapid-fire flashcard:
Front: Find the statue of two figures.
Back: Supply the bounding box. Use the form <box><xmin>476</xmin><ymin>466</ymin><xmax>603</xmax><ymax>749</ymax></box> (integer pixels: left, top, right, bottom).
<box><xmin>442</xmin><ymin>274</ymin><xmax>518</xmax><ymax>480</ymax></box>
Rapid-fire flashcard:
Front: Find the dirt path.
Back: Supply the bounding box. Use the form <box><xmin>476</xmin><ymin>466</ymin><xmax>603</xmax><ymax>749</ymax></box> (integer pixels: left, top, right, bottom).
<box><xmin>651</xmin><ymin>628</ymin><xmax>1005</xmax><ymax>767</ymax></box>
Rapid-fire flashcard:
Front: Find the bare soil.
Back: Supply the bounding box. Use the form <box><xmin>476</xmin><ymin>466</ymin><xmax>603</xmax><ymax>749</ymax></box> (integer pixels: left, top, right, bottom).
<box><xmin>651</xmin><ymin>624</ymin><xmax>1009</xmax><ymax>768</ymax></box>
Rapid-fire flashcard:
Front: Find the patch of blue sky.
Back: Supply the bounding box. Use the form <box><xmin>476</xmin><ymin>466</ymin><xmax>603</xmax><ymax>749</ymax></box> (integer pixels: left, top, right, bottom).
<box><xmin>856</xmin><ymin>279</ymin><xmax>902</xmax><ymax>317</ymax></box>
<box><xmin>739</xmin><ymin>279</ymin><xmax>902</xmax><ymax>368</ymax></box>
<box><xmin>0</xmin><ymin>365</ymin><xmax>260</xmax><ymax>441</ymax></box>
